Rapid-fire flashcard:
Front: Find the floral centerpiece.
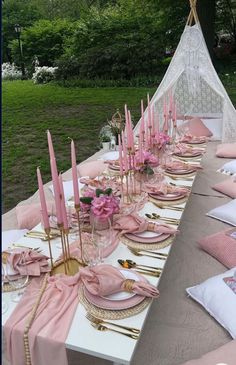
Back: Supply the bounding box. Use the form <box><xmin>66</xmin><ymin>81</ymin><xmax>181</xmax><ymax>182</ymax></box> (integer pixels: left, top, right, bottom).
<box><xmin>154</xmin><ymin>132</ymin><xmax>171</xmax><ymax>149</ymax></box>
<box><xmin>80</xmin><ymin>188</ymin><xmax>120</xmax><ymax>229</ymax></box>
<box><xmin>135</xmin><ymin>151</ymin><xmax>159</xmax><ymax>176</ymax></box>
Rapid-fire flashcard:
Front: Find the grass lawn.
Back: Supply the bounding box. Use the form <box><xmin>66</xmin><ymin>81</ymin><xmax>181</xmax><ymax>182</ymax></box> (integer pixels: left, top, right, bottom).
<box><xmin>2</xmin><ymin>80</ymin><xmax>236</xmax><ymax>214</ymax></box>
<box><xmin>2</xmin><ymin>80</ymin><xmax>156</xmax><ymax>213</ymax></box>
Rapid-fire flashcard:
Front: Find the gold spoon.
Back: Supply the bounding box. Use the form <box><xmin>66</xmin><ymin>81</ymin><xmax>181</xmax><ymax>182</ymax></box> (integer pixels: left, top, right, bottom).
<box><xmin>118</xmin><ymin>259</ymin><xmax>162</xmax><ymax>272</ymax></box>
<box><xmin>128</xmin><ymin>247</ymin><xmax>168</xmax><ymax>259</ymax></box>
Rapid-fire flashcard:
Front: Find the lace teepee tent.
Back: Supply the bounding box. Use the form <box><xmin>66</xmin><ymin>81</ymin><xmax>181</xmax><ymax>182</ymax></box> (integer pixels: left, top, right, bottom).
<box><xmin>134</xmin><ymin>0</ymin><xmax>236</xmax><ymax>142</ymax></box>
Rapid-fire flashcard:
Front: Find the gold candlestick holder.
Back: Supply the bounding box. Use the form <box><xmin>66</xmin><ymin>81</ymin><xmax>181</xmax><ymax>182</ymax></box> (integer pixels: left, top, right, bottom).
<box><xmin>44</xmin><ymin>227</ymin><xmax>53</xmax><ymax>269</ymax></box>
<box><xmin>75</xmin><ymin>203</ymin><xmax>85</xmax><ymax>264</ymax></box>
<box><xmin>50</xmin><ymin>221</ymin><xmax>86</xmax><ymax>277</ymax></box>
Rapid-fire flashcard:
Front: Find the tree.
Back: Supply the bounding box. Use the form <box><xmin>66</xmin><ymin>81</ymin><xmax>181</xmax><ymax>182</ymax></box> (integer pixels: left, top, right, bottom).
<box><xmin>197</xmin><ymin>0</ymin><xmax>216</xmax><ymax>59</ymax></box>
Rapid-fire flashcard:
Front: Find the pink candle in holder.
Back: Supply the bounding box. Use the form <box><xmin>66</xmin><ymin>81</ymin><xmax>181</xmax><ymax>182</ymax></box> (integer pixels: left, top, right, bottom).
<box><xmin>37</xmin><ymin>167</ymin><xmax>50</xmax><ymax>230</ymax></box>
<box><xmin>71</xmin><ymin>139</ymin><xmax>80</xmax><ymax>206</ymax></box>
<box><xmin>50</xmin><ymin>158</ymin><xmax>62</xmax><ymax>225</ymax></box>
<box><xmin>59</xmin><ymin>173</ymin><xmax>69</xmax><ymax>230</ymax></box>
<box><xmin>118</xmin><ymin>134</ymin><xmax>123</xmax><ymax>176</ymax></box>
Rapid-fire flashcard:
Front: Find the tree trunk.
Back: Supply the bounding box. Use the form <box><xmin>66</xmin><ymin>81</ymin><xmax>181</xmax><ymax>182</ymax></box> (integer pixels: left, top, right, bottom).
<box><xmin>196</xmin><ymin>0</ymin><xmax>216</xmax><ymax>60</ymax></box>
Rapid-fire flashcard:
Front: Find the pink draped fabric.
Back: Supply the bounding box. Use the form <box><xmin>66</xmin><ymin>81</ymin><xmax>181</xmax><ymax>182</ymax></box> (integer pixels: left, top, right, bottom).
<box><xmin>4</xmin><ymin>273</ymin><xmax>80</xmax><ymax>365</ymax></box>
<box><xmin>4</xmin><ymin>264</ymin><xmax>159</xmax><ymax>365</ymax></box>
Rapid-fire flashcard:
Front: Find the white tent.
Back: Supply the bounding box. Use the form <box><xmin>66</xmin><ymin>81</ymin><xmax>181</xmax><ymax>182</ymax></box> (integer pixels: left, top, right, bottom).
<box><xmin>134</xmin><ymin>0</ymin><xmax>236</xmax><ymax>142</ymax></box>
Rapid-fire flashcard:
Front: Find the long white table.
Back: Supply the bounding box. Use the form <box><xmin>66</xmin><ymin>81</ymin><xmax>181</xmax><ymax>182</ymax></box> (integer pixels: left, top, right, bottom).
<box><xmin>2</xmin><ymin>150</ymin><xmax>202</xmax><ymax>365</ymax></box>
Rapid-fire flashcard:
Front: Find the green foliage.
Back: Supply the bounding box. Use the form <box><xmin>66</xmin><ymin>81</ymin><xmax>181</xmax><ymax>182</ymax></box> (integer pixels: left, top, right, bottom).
<box><xmin>9</xmin><ymin>19</ymin><xmax>75</xmax><ymax>67</ymax></box>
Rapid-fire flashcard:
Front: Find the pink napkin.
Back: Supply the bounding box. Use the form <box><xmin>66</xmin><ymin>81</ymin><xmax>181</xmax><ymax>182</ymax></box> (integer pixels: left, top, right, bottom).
<box><xmin>80</xmin><ymin>264</ymin><xmax>159</xmax><ymax>298</ymax></box>
<box><xmin>179</xmin><ymin>134</ymin><xmax>208</xmax><ymax>144</ymax></box>
<box><xmin>7</xmin><ymin>249</ymin><xmax>50</xmax><ymax>276</ymax></box>
<box><xmin>113</xmin><ymin>213</ymin><xmax>177</xmax><ymax>235</ymax></box>
<box><xmin>4</xmin><ymin>273</ymin><xmax>81</xmax><ymax>365</ymax></box>
<box><xmin>174</xmin><ymin>143</ymin><xmax>204</xmax><ymax>156</ymax></box>
<box><xmin>16</xmin><ymin>201</ymin><xmax>55</xmax><ymax>230</ymax></box>
<box><xmin>165</xmin><ymin>160</ymin><xmax>202</xmax><ymax>171</ymax></box>
<box><xmin>142</xmin><ymin>181</ymin><xmax>189</xmax><ymax>196</ymax></box>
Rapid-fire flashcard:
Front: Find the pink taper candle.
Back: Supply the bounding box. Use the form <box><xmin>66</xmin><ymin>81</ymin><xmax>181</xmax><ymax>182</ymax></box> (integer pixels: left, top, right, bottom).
<box><xmin>173</xmin><ymin>102</ymin><xmax>177</xmax><ymax>127</ymax></box>
<box><xmin>121</xmin><ymin>131</ymin><xmax>128</xmax><ymax>173</ymax></box>
<box><xmin>37</xmin><ymin>167</ymin><xmax>50</xmax><ymax>230</ymax></box>
<box><xmin>47</xmin><ymin>130</ymin><xmax>56</xmax><ymax>161</ymax></box>
<box><xmin>140</xmin><ymin>100</ymin><xmax>145</xmax><ymax>141</ymax></box>
<box><xmin>139</xmin><ymin>124</ymin><xmax>143</xmax><ymax>164</ymax></box>
<box><xmin>71</xmin><ymin>139</ymin><xmax>80</xmax><ymax>206</ymax></box>
<box><xmin>118</xmin><ymin>134</ymin><xmax>123</xmax><ymax>176</ymax></box>
<box><xmin>50</xmin><ymin>158</ymin><xmax>63</xmax><ymax>225</ymax></box>
<box><xmin>147</xmin><ymin>94</ymin><xmax>151</xmax><ymax>127</ymax></box>
<box><xmin>151</xmin><ymin>104</ymin><xmax>155</xmax><ymax>135</ymax></box>
<box><xmin>156</xmin><ymin>113</ymin><xmax>160</xmax><ymax>143</ymax></box>
<box><xmin>169</xmin><ymin>89</ymin><xmax>173</xmax><ymax>114</ymax></box>
<box><xmin>128</xmin><ymin>110</ymin><xmax>134</xmax><ymax>152</ymax></box>
<box><xmin>59</xmin><ymin>174</ymin><xmax>69</xmax><ymax>230</ymax></box>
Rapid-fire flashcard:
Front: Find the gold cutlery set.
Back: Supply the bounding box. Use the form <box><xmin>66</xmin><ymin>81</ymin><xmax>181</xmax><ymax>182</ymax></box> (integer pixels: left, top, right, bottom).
<box><xmin>86</xmin><ymin>313</ymin><xmax>140</xmax><ymax>339</ymax></box>
<box><xmin>128</xmin><ymin>247</ymin><xmax>168</xmax><ymax>260</ymax></box>
<box><xmin>145</xmin><ymin>213</ymin><xmax>180</xmax><ymax>225</ymax></box>
<box><xmin>25</xmin><ymin>230</ymin><xmax>60</xmax><ymax>241</ymax></box>
<box><xmin>118</xmin><ymin>259</ymin><xmax>162</xmax><ymax>277</ymax></box>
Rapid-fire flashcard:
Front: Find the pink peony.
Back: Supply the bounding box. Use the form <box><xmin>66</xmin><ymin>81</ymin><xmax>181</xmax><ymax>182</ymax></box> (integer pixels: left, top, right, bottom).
<box><xmin>91</xmin><ymin>194</ymin><xmax>120</xmax><ymax>219</ymax></box>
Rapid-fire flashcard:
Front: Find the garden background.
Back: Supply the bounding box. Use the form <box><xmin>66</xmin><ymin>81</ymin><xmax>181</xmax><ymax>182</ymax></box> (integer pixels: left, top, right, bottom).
<box><xmin>2</xmin><ymin>0</ymin><xmax>236</xmax><ymax>213</ymax></box>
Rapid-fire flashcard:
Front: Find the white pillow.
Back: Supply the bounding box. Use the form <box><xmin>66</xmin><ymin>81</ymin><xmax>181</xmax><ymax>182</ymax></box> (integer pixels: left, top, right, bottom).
<box><xmin>186</xmin><ymin>268</ymin><xmax>236</xmax><ymax>338</ymax></box>
<box><xmin>219</xmin><ymin>160</ymin><xmax>236</xmax><ymax>176</ymax></box>
<box><xmin>206</xmin><ymin>199</ymin><xmax>236</xmax><ymax>226</ymax></box>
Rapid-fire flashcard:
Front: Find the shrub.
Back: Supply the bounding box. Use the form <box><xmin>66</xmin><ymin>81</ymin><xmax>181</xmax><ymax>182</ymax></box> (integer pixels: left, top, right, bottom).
<box><xmin>32</xmin><ymin>66</ymin><xmax>58</xmax><ymax>84</ymax></box>
<box><xmin>2</xmin><ymin>63</ymin><xmax>22</xmax><ymax>80</ymax></box>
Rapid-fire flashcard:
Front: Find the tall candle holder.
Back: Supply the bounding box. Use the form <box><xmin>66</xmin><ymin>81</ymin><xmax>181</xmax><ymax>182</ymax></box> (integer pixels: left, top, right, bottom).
<box><xmin>44</xmin><ymin>227</ymin><xmax>54</xmax><ymax>269</ymax></box>
<box><xmin>50</xmin><ymin>219</ymin><xmax>86</xmax><ymax>276</ymax></box>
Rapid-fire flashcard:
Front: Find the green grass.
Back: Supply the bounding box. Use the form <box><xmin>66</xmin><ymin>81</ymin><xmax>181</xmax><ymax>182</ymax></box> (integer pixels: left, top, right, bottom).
<box><xmin>2</xmin><ymin>80</ymin><xmax>236</xmax><ymax>213</ymax></box>
<box><xmin>2</xmin><ymin>80</ymin><xmax>155</xmax><ymax>213</ymax></box>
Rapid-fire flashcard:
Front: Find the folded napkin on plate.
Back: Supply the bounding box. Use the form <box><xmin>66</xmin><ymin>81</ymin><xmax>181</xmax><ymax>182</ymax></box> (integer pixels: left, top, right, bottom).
<box><xmin>113</xmin><ymin>213</ymin><xmax>177</xmax><ymax>235</ymax></box>
<box><xmin>79</xmin><ymin>264</ymin><xmax>159</xmax><ymax>298</ymax></box>
<box><xmin>7</xmin><ymin>249</ymin><xmax>50</xmax><ymax>276</ymax></box>
<box><xmin>174</xmin><ymin>143</ymin><xmax>204</xmax><ymax>155</ymax></box>
<box><xmin>142</xmin><ymin>181</ymin><xmax>189</xmax><ymax>196</ymax></box>
<box><xmin>165</xmin><ymin>160</ymin><xmax>202</xmax><ymax>171</ymax></box>
<box><xmin>16</xmin><ymin>202</ymin><xmax>55</xmax><ymax>230</ymax></box>
<box><xmin>179</xmin><ymin>134</ymin><xmax>208</xmax><ymax>144</ymax></box>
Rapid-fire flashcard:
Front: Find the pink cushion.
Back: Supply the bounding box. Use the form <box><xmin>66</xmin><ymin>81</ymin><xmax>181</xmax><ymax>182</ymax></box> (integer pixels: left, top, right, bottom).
<box><xmin>216</xmin><ymin>143</ymin><xmax>236</xmax><ymax>158</ymax></box>
<box><xmin>77</xmin><ymin>160</ymin><xmax>106</xmax><ymax>178</ymax></box>
<box><xmin>181</xmin><ymin>339</ymin><xmax>236</xmax><ymax>365</ymax></box>
<box><xmin>16</xmin><ymin>202</ymin><xmax>54</xmax><ymax>230</ymax></box>
<box><xmin>198</xmin><ymin>229</ymin><xmax>236</xmax><ymax>269</ymax></box>
<box><xmin>187</xmin><ymin>117</ymin><xmax>213</xmax><ymax>137</ymax></box>
<box><xmin>212</xmin><ymin>177</ymin><xmax>236</xmax><ymax>198</ymax></box>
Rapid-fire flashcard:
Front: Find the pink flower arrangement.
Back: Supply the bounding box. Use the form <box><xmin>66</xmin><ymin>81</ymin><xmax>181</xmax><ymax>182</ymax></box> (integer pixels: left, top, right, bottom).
<box><xmin>80</xmin><ymin>188</ymin><xmax>120</xmax><ymax>219</ymax></box>
<box><xmin>135</xmin><ymin>150</ymin><xmax>159</xmax><ymax>175</ymax></box>
<box><xmin>154</xmin><ymin>132</ymin><xmax>170</xmax><ymax>147</ymax></box>
<box><xmin>91</xmin><ymin>195</ymin><xmax>120</xmax><ymax>219</ymax></box>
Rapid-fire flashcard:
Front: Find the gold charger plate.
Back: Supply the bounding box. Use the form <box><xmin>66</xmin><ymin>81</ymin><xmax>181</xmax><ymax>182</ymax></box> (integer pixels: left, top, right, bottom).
<box><xmin>164</xmin><ymin>171</ymin><xmax>196</xmax><ymax>178</ymax></box>
<box><xmin>149</xmin><ymin>195</ymin><xmax>188</xmax><ymax>207</ymax></box>
<box><xmin>78</xmin><ymin>285</ymin><xmax>152</xmax><ymax>320</ymax></box>
<box><xmin>120</xmin><ymin>234</ymin><xmax>174</xmax><ymax>250</ymax></box>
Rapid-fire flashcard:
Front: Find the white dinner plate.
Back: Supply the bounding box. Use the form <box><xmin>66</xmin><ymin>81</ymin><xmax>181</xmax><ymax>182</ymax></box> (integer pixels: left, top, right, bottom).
<box><xmin>132</xmin><ymin>231</ymin><xmax>162</xmax><ymax>238</ymax></box>
<box><xmin>101</xmin><ymin>269</ymin><xmax>138</xmax><ymax>301</ymax></box>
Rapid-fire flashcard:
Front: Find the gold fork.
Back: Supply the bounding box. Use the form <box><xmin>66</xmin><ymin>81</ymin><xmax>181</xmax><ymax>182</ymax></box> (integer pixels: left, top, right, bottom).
<box><xmin>86</xmin><ymin>313</ymin><xmax>140</xmax><ymax>334</ymax></box>
<box><xmin>91</xmin><ymin>322</ymin><xmax>139</xmax><ymax>339</ymax></box>
<box><xmin>128</xmin><ymin>247</ymin><xmax>168</xmax><ymax>259</ymax></box>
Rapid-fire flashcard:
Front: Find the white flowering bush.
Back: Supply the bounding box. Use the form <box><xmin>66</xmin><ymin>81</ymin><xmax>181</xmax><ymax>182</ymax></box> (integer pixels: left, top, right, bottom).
<box><xmin>2</xmin><ymin>63</ymin><xmax>22</xmax><ymax>80</ymax></box>
<box><xmin>32</xmin><ymin>66</ymin><xmax>58</xmax><ymax>84</ymax></box>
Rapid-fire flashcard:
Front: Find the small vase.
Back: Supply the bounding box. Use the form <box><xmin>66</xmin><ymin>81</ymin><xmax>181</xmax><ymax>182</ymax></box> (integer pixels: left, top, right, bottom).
<box><xmin>102</xmin><ymin>142</ymin><xmax>110</xmax><ymax>150</ymax></box>
<box><xmin>90</xmin><ymin>212</ymin><xmax>113</xmax><ymax>230</ymax></box>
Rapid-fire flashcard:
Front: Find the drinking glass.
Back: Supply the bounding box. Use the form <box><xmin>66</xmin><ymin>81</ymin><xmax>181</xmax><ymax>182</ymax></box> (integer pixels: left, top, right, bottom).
<box><xmin>2</xmin><ymin>266</ymin><xmax>8</xmax><ymax>314</ymax></box>
<box><xmin>6</xmin><ymin>249</ymin><xmax>29</xmax><ymax>303</ymax></box>
<box><xmin>91</xmin><ymin>216</ymin><xmax>112</xmax><ymax>264</ymax></box>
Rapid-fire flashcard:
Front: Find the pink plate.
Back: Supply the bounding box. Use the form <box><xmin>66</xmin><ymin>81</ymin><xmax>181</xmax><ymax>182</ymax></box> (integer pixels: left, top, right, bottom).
<box><xmin>174</xmin><ymin>151</ymin><xmax>202</xmax><ymax>158</ymax></box>
<box><xmin>166</xmin><ymin>168</ymin><xmax>196</xmax><ymax>175</ymax></box>
<box><xmin>125</xmin><ymin>232</ymin><xmax>170</xmax><ymax>243</ymax></box>
<box><xmin>83</xmin><ymin>269</ymin><xmax>147</xmax><ymax>310</ymax></box>
<box><xmin>149</xmin><ymin>192</ymin><xmax>186</xmax><ymax>201</ymax></box>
